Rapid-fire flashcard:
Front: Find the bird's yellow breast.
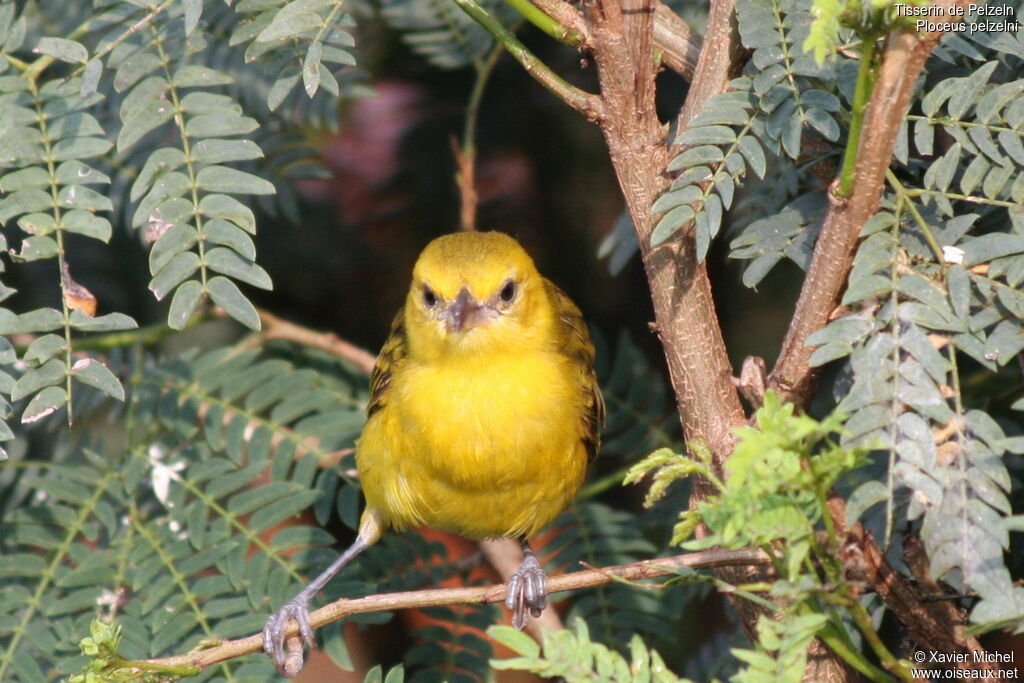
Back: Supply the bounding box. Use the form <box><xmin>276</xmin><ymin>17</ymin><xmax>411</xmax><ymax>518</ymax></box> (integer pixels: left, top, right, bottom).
<box><xmin>356</xmin><ymin>348</ymin><xmax>589</xmax><ymax>539</ymax></box>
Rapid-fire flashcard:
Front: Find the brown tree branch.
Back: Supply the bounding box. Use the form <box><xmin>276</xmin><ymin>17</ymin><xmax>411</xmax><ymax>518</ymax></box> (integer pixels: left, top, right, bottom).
<box><xmin>530</xmin><ymin>0</ymin><xmax>592</xmax><ymax>45</ymax></box>
<box><xmin>255</xmin><ymin>308</ymin><xmax>377</xmax><ymax>374</ymax></box>
<box><xmin>673</xmin><ymin>0</ymin><xmax>744</xmax><ymax>135</ymax></box>
<box><xmin>656</xmin><ymin>2</ymin><xmax>859</xmax><ymax>679</ymax></box>
<box><xmin>529</xmin><ymin>0</ymin><xmax>702</xmax><ymax>79</ymax></box>
<box><xmin>767</xmin><ymin>0</ymin><xmax>971</xmax><ymax>407</ymax></box>
<box><xmin>588</xmin><ymin>0</ymin><xmax>746</xmax><ymax>473</ymax></box>
<box><xmin>851</xmin><ymin>527</ymin><xmax>998</xmax><ymax>674</ymax></box>
<box><xmin>138</xmin><ymin>549</ymin><xmax>769</xmax><ymax>675</ymax></box>
<box><xmin>653</xmin><ymin>1</ymin><xmax>702</xmax><ymax>79</ymax></box>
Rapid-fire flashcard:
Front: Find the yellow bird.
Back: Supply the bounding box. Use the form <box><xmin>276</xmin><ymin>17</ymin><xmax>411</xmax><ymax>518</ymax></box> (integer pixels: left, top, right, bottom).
<box><xmin>263</xmin><ymin>231</ymin><xmax>604</xmax><ymax>675</ymax></box>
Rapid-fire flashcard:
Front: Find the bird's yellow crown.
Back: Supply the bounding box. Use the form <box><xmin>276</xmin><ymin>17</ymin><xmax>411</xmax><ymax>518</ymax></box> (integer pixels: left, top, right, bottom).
<box><xmin>405</xmin><ymin>231</ymin><xmax>552</xmax><ymax>358</ymax></box>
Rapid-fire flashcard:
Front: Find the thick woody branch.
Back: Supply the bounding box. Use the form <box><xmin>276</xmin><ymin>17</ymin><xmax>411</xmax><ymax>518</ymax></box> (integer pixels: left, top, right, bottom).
<box><xmin>767</xmin><ymin>0</ymin><xmax>972</xmax><ymax>407</ymax></box>
<box><xmin>529</xmin><ymin>0</ymin><xmax>702</xmax><ymax>78</ymax></box>
<box><xmin>583</xmin><ymin>0</ymin><xmax>747</xmax><ymax>467</ymax></box>
<box><xmin>653</xmin><ymin>1</ymin><xmax>702</xmax><ymax>79</ymax></box>
<box><xmin>138</xmin><ymin>549</ymin><xmax>769</xmax><ymax>675</ymax></box>
<box><xmin>674</xmin><ymin>0</ymin><xmax>744</xmax><ymax>133</ymax></box>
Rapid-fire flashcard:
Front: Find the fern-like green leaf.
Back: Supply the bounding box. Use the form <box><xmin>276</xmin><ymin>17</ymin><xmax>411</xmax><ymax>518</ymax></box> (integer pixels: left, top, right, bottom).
<box><xmin>0</xmin><ymin>344</ymin><xmax>370</xmax><ymax>681</ymax></box>
<box><xmin>490</xmin><ymin>617</ymin><xmax>689</xmax><ymax>682</ymax></box>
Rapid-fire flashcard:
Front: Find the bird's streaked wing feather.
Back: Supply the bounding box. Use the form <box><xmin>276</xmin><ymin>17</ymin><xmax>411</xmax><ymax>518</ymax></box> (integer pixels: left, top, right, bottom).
<box><xmin>546</xmin><ymin>280</ymin><xmax>605</xmax><ymax>462</ymax></box>
<box><xmin>367</xmin><ymin>309</ymin><xmax>408</xmax><ymax>418</ymax></box>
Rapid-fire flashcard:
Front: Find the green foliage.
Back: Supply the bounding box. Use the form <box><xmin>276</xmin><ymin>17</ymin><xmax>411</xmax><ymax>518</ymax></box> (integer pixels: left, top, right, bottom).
<box><xmin>636</xmin><ymin>393</ymin><xmax>862</xmax><ymax>560</ymax></box>
<box><xmin>736</xmin><ymin>0</ymin><xmax>839</xmax><ymax>158</ymax></box>
<box><xmin>804</xmin><ymin>0</ymin><xmax>910</xmax><ymax>66</ymax></box>
<box><xmin>782</xmin><ymin>45</ymin><xmax>1024</xmax><ymax>636</ymax></box>
<box><xmin>728</xmin><ymin>192</ymin><xmax>825</xmax><ymax>287</ymax></box>
<box><xmin>229</xmin><ymin>0</ymin><xmax>358</xmax><ymax>111</ymax></box>
<box><xmin>652</xmin><ymin>0</ymin><xmax>840</xmax><ymax>257</ymax></box>
<box><xmin>0</xmin><ymin>3</ymin><xmax>138</xmax><ymax>426</ymax></box>
<box><xmin>0</xmin><ymin>344</ymin><xmax>369</xmax><ymax>681</ymax></box>
<box><xmin>106</xmin><ymin>4</ymin><xmax>275</xmax><ymax>329</ymax></box>
<box><xmin>908</xmin><ymin>63</ymin><xmax>1024</xmax><ymax>210</ymax></box>
<box><xmin>490</xmin><ymin>618</ymin><xmax>688</xmax><ymax>683</ymax></box>
<box><xmin>406</xmin><ymin>606</ymin><xmax>495</xmax><ymax>682</ymax></box>
<box><xmin>807</xmin><ymin>199</ymin><xmax>1024</xmax><ymax>626</ymax></box>
<box><xmin>730</xmin><ymin>613</ymin><xmax>828</xmax><ymax>683</ymax></box>
<box><xmin>628</xmin><ymin>395</ymin><xmax>897</xmax><ymax>680</ymax></box>
<box><xmin>0</xmin><ymin>0</ymin><xmax>362</xmax><ymax>341</ymax></box>
<box><xmin>718</xmin><ymin>10</ymin><xmax>1024</xmax><ymax>640</ymax></box>
<box><xmin>652</xmin><ymin>86</ymin><xmax>764</xmax><ymax>257</ymax></box>
<box><xmin>364</xmin><ymin>663</ymin><xmax>406</xmax><ymax>683</ymax></box>
<box><xmin>1</xmin><ymin>0</ymin><xmax>1022</xmax><ymax>679</ymax></box>
<box><xmin>380</xmin><ymin>0</ymin><xmax>518</xmax><ymax>69</ymax></box>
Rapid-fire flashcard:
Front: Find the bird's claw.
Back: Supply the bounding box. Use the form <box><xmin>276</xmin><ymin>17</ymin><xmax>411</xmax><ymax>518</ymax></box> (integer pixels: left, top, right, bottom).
<box><xmin>505</xmin><ymin>553</ymin><xmax>547</xmax><ymax>629</ymax></box>
<box><xmin>263</xmin><ymin>597</ymin><xmax>315</xmax><ymax>677</ymax></box>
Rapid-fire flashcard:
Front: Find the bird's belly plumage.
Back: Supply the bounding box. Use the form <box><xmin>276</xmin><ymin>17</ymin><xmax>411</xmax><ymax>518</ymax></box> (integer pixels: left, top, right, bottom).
<box><xmin>356</xmin><ymin>352</ymin><xmax>588</xmax><ymax>539</ymax></box>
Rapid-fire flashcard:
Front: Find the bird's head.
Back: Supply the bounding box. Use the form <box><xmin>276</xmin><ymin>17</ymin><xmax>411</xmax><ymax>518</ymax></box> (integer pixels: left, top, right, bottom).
<box><xmin>406</xmin><ymin>231</ymin><xmax>549</xmax><ymax>357</ymax></box>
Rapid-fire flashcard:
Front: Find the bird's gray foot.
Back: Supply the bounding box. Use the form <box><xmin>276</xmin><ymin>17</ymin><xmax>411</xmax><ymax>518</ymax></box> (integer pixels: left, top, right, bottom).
<box><xmin>505</xmin><ymin>551</ymin><xmax>548</xmax><ymax>629</ymax></box>
<box><xmin>262</xmin><ymin>595</ymin><xmax>315</xmax><ymax>677</ymax></box>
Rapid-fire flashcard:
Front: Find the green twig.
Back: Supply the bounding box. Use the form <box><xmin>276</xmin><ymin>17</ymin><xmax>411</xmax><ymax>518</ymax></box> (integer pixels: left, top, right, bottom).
<box><xmin>110</xmin><ymin>657</ymin><xmax>201</xmax><ymax>678</ymax></box>
<box><xmin>577</xmin><ymin>463</ymin><xmax>634</xmax><ymax>499</ymax></box>
<box><xmin>451</xmin><ymin>0</ymin><xmax>602</xmax><ymax>120</ymax></box>
<box><xmin>4</xmin><ymin>54</ymin><xmax>29</xmax><ymax>71</ymax></box>
<box><xmin>835</xmin><ymin>34</ymin><xmax>882</xmax><ymax>198</ymax></box>
<box><xmin>500</xmin><ymin>0</ymin><xmax>582</xmax><ymax>45</ymax></box>
<box><xmin>827</xmin><ymin>591</ymin><xmax>913</xmax><ymax>681</ymax></box>
<box><xmin>464</xmin><ymin>43</ymin><xmax>505</xmax><ymax>158</ymax></box>
<box><xmin>815</xmin><ymin>619</ymin><xmax>893</xmax><ymax>682</ymax></box>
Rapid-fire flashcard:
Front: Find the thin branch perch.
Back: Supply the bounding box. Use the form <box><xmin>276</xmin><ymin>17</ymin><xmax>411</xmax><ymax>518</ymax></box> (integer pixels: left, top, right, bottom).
<box><xmin>138</xmin><ymin>549</ymin><xmax>768</xmax><ymax>675</ymax></box>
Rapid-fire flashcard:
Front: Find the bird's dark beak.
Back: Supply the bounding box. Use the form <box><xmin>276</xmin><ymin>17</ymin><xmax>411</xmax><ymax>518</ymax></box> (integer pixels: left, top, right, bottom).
<box><xmin>446</xmin><ymin>288</ymin><xmax>492</xmax><ymax>333</ymax></box>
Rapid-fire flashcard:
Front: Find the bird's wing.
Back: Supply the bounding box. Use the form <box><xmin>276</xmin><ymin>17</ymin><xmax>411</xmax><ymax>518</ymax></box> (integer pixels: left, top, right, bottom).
<box><xmin>367</xmin><ymin>308</ymin><xmax>408</xmax><ymax>418</ymax></box>
<box><xmin>546</xmin><ymin>280</ymin><xmax>606</xmax><ymax>462</ymax></box>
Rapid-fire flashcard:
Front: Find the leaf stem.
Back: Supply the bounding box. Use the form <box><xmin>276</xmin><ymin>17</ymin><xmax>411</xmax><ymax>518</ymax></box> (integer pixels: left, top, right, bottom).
<box><xmin>68</xmin><ymin>0</ymin><xmax>177</xmax><ymax>82</ymax></box>
<box><xmin>26</xmin><ymin>75</ymin><xmax>75</xmax><ymax>424</ymax></box>
<box><xmin>4</xmin><ymin>54</ymin><xmax>29</xmax><ymax>71</ymax></box>
<box><xmin>828</xmin><ymin>591</ymin><xmax>914</xmax><ymax>680</ymax></box>
<box><xmin>152</xmin><ymin>27</ymin><xmax>208</xmax><ymax>290</ymax></box>
<box><xmin>886</xmin><ymin>170</ymin><xmax>945</xmax><ymax>264</ymax></box>
<box><xmin>815</xmin><ymin>620</ymin><xmax>893</xmax><ymax>682</ymax></box>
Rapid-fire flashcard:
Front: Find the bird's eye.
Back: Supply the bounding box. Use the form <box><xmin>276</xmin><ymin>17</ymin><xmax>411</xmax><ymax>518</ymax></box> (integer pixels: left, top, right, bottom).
<box><xmin>423</xmin><ymin>285</ymin><xmax>438</xmax><ymax>308</ymax></box>
<box><xmin>499</xmin><ymin>280</ymin><xmax>516</xmax><ymax>304</ymax></box>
